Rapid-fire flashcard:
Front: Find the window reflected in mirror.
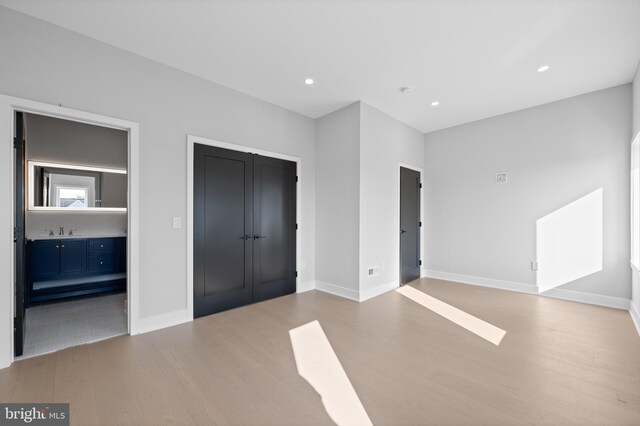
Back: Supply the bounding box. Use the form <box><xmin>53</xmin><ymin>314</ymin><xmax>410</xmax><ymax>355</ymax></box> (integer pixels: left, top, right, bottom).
<box><xmin>28</xmin><ymin>161</ymin><xmax>127</xmax><ymax>211</ymax></box>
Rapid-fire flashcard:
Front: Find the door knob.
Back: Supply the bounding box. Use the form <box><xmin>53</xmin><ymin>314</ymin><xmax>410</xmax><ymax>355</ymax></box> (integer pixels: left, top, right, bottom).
<box><xmin>241</xmin><ymin>235</ymin><xmax>252</xmax><ymax>240</ymax></box>
<box><xmin>253</xmin><ymin>235</ymin><xmax>266</xmax><ymax>240</ymax></box>
<box><xmin>400</xmin><ymin>229</ymin><xmax>407</xmax><ymax>234</ymax></box>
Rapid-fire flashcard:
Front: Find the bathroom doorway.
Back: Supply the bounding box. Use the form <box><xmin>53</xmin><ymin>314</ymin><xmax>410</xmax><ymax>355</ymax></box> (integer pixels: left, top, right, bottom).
<box><xmin>12</xmin><ymin>108</ymin><xmax>135</xmax><ymax>360</ymax></box>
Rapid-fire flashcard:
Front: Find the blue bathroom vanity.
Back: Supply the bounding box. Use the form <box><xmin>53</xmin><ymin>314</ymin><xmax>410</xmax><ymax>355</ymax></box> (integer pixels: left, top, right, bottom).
<box><xmin>26</xmin><ymin>236</ymin><xmax>126</xmax><ymax>305</ymax></box>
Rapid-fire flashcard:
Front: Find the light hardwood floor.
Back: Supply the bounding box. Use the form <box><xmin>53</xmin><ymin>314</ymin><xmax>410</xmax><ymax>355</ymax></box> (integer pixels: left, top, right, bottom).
<box><xmin>1</xmin><ymin>278</ymin><xmax>639</xmax><ymax>425</ymax></box>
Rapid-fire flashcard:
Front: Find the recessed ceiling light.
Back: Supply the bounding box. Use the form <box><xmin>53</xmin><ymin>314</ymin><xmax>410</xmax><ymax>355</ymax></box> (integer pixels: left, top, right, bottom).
<box><xmin>431</xmin><ymin>101</ymin><xmax>440</xmax><ymax>106</ymax></box>
<box><xmin>537</xmin><ymin>65</ymin><xmax>550</xmax><ymax>73</ymax></box>
<box><xmin>305</xmin><ymin>78</ymin><xmax>314</xmax><ymax>85</ymax></box>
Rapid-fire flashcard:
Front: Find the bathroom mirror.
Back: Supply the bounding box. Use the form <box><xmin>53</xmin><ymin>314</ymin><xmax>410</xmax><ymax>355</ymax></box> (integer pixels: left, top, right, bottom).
<box><xmin>28</xmin><ymin>161</ymin><xmax>127</xmax><ymax>212</ymax></box>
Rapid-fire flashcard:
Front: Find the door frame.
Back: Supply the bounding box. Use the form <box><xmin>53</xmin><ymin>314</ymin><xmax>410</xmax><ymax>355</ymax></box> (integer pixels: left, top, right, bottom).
<box><xmin>397</xmin><ymin>163</ymin><xmax>424</xmax><ymax>285</ymax></box>
<box><xmin>0</xmin><ymin>94</ymin><xmax>140</xmax><ymax>369</ymax></box>
<box><xmin>186</xmin><ymin>134</ymin><xmax>301</xmax><ymax>321</ymax></box>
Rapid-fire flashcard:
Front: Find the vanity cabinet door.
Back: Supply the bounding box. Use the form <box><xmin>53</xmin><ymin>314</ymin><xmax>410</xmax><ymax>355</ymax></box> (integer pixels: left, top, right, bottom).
<box><xmin>30</xmin><ymin>240</ymin><xmax>60</xmax><ymax>280</ymax></box>
<box><xmin>60</xmin><ymin>239</ymin><xmax>87</xmax><ymax>275</ymax></box>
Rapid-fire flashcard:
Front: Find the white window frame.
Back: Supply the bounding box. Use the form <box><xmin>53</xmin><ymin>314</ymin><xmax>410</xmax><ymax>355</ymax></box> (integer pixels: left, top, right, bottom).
<box><xmin>55</xmin><ymin>185</ymin><xmax>90</xmax><ymax>208</ymax></box>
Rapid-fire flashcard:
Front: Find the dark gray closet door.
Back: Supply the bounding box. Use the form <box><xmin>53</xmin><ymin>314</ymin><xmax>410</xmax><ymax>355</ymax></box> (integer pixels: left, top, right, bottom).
<box><xmin>252</xmin><ymin>154</ymin><xmax>296</xmax><ymax>302</ymax></box>
<box><xmin>194</xmin><ymin>144</ymin><xmax>253</xmax><ymax>317</ymax></box>
<box><xmin>194</xmin><ymin>144</ymin><xmax>296</xmax><ymax>318</ymax></box>
<box><xmin>400</xmin><ymin>167</ymin><xmax>421</xmax><ymax>284</ymax></box>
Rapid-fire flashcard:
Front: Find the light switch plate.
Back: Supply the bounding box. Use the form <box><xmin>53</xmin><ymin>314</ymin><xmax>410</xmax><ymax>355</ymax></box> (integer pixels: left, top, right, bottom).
<box><xmin>172</xmin><ymin>217</ymin><xmax>182</xmax><ymax>229</ymax></box>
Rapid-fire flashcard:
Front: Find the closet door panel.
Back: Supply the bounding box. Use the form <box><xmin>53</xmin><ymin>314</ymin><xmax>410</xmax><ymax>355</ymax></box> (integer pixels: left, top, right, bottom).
<box><xmin>194</xmin><ymin>144</ymin><xmax>253</xmax><ymax>317</ymax></box>
<box><xmin>252</xmin><ymin>155</ymin><xmax>296</xmax><ymax>302</ymax></box>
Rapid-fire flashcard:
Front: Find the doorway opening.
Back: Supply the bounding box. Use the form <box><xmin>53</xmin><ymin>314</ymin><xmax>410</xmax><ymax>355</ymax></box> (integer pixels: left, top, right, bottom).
<box><xmin>13</xmin><ymin>110</ymin><xmax>133</xmax><ymax>360</ymax></box>
<box><xmin>399</xmin><ymin>166</ymin><xmax>422</xmax><ymax>285</ymax></box>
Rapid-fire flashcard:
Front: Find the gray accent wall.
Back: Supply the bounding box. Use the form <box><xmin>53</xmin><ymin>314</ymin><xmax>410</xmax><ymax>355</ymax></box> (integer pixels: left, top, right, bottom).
<box><xmin>0</xmin><ymin>6</ymin><xmax>316</xmax><ymax>319</ymax></box>
<box><xmin>24</xmin><ymin>113</ymin><xmax>128</xmax><ymax>236</ymax></box>
<box><xmin>424</xmin><ymin>84</ymin><xmax>632</xmax><ymax>300</ymax></box>
<box><xmin>25</xmin><ymin>113</ymin><xmax>127</xmax><ymax>168</ymax></box>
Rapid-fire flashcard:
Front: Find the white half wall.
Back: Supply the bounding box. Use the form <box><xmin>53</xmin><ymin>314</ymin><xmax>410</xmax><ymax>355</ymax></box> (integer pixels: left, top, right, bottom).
<box><xmin>0</xmin><ymin>6</ymin><xmax>316</xmax><ymax>322</ymax></box>
<box><xmin>632</xmin><ymin>60</ymin><xmax>640</xmax><ymax>332</ymax></box>
<box><xmin>359</xmin><ymin>103</ymin><xmax>424</xmax><ymax>295</ymax></box>
<box><xmin>424</xmin><ymin>84</ymin><xmax>632</xmax><ymax>301</ymax></box>
<box><xmin>315</xmin><ymin>103</ymin><xmax>360</xmax><ymax>293</ymax></box>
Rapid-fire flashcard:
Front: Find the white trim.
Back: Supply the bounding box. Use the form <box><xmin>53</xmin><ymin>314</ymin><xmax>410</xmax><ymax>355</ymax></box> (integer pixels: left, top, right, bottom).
<box><xmin>360</xmin><ymin>280</ymin><xmax>399</xmax><ymax>302</ymax></box>
<box><xmin>134</xmin><ymin>309</ymin><xmax>191</xmax><ymax>335</ymax></box>
<box><xmin>422</xmin><ymin>269</ymin><xmax>630</xmax><ymax>310</ymax></box>
<box><xmin>315</xmin><ymin>281</ymin><xmax>360</xmax><ymax>302</ymax></box>
<box><xmin>0</xmin><ymin>94</ymin><xmax>140</xmax><ymax>369</ymax></box>
<box><xmin>423</xmin><ymin>269</ymin><xmax>536</xmax><ymax>293</ymax></box>
<box><xmin>398</xmin><ymin>163</ymin><xmax>424</xmax><ymax>286</ymax></box>
<box><xmin>630</xmin><ymin>302</ymin><xmax>640</xmax><ymax>336</ymax></box>
<box><xmin>297</xmin><ymin>281</ymin><xmax>315</xmax><ymax>293</ymax></box>
<box><xmin>186</xmin><ymin>134</ymin><xmax>303</xmax><ymax>321</ymax></box>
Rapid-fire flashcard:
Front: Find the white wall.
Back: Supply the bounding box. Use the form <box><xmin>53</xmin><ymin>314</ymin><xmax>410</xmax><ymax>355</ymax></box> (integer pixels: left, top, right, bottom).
<box><xmin>315</xmin><ymin>103</ymin><xmax>360</xmax><ymax>294</ymax></box>
<box><xmin>0</xmin><ymin>6</ymin><xmax>316</xmax><ymax>321</ymax></box>
<box><xmin>424</xmin><ymin>85</ymin><xmax>632</xmax><ymax>304</ymax></box>
<box><xmin>359</xmin><ymin>103</ymin><xmax>424</xmax><ymax>297</ymax></box>
<box><xmin>632</xmin><ymin>62</ymin><xmax>640</xmax><ymax>320</ymax></box>
<box><xmin>314</xmin><ymin>102</ymin><xmax>424</xmax><ymax>301</ymax></box>
<box><xmin>24</xmin><ymin>113</ymin><xmax>128</xmax><ymax>236</ymax></box>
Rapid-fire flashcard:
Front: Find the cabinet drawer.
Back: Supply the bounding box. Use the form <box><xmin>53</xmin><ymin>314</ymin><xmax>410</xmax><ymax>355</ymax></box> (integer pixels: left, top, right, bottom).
<box><xmin>88</xmin><ymin>254</ymin><xmax>115</xmax><ymax>272</ymax></box>
<box><xmin>89</xmin><ymin>239</ymin><xmax>113</xmax><ymax>254</ymax></box>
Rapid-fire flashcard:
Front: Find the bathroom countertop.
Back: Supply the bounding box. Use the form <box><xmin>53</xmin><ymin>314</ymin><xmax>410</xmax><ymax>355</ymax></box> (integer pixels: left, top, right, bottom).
<box><xmin>27</xmin><ymin>233</ymin><xmax>127</xmax><ymax>241</ymax></box>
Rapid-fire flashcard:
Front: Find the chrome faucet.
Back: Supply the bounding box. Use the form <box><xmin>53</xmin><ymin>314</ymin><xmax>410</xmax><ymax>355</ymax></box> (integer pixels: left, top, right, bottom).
<box><xmin>69</xmin><ymin>228</ymin><xmax>77</xmax><ymax>236</ymax></box>
<box><xmin>45</xmin><ymin>228</ymin><xmax>54</xmax><ymax>236</ymax></box>
<box><xmin>59</xmin><ymin>226</ymin><xmax>64</xmax><ymax>236</ymax></box>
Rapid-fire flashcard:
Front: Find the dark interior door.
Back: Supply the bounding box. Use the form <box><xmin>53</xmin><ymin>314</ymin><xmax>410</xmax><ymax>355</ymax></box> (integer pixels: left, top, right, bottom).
<box><xmin>252</xmin><ymin>154</ymin><xmax>296</xmax><ymax>302</ymax></box>
<box><xmin>400</xmin><ymin>167</ymin><xmax>421</xmax><ymax>285</ymax></box>
<box><xmin>14</xmin><ymin>112</ymin><xmax>26</xmax><ymax>357</ymax></box>
<box><xmin>194</xmin><ymin>144</ymin><xmax>296</xmax><ymax>318</ymax></box>
<box><xmin>194</xmin><ymin>145</ymin><xmax>253</xmax><ymax>318</ymax></box>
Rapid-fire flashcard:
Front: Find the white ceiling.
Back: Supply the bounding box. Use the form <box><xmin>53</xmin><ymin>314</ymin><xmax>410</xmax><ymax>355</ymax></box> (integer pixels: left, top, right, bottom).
<box><xmin>2</xmin><ymin>0</ymin><xmax>640</xmax><ymax>133</ymax></box>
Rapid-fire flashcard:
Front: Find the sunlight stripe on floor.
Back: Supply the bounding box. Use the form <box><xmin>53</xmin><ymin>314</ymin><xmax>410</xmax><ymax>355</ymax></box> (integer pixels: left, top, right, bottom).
<box><xmin>289</xmin><ymin>320</ymin><xmax>373</xmax><ymax>426</ymax></box>
<box><xmin>396</xmin><ymin>285</ymin><xmax>506</xmax><ymax>346</ymax></box>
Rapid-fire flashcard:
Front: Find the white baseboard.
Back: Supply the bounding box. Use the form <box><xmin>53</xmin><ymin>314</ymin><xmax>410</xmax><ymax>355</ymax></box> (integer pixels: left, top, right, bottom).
<box><xmin>315</xmin><ymin>280</ymin><xmax>360</xmax><ymax>302</ymax></box>
<box><xmin>422</xmin><ymin>269</ymin><xmax>630</xmax><ymax>310</ymax></box>
<box><xmin>360</xmin><ymin>280</ymin><xmax>399</xmax><ymax>302</ymax></box>
<box><xmin>542</xmin><ymin>287</ymin><xmax>630</xmax><ymax>310</ymax></box>
<box><xmin>630</xmin><ymin>302</ymin><xmax>640</xmax><ymax>336</ymax></box>
<box><xmin>132</xmin><ymin>308</ymin><xmax>191</xmax><ymax>335</ymax></box>
<box><xmin>297</xmin><ymin>280</ymin><xmax>315</xmax><ymax>293</ymax></box>
<box><xmin>423</xmin><ymin>269</ymin><xmax>536</xmax><ymax>293</ymax></box>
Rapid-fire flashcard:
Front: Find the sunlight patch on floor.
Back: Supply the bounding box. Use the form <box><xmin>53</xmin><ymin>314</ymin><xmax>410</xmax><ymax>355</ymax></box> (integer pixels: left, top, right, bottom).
<box><xmin>289</xmin><ymin>320</ymin><xmax>372</xmax><ymax>426</ymax></box>
<box><xmin>396</xmin><ymin>285</ymin><xmax>506</xmax><ymax>346</ymax></box>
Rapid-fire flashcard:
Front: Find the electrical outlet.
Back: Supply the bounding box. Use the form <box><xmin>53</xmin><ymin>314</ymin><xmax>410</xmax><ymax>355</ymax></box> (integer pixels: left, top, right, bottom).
<box><xmin>496</xmin><ymin>172</ymin><xmax>508</xmax><ymax>184</ymax></box>
<box><xmin>368</xmin><ymin>266</ymin><xmax>380</xmax><ymax>276</ymax></box>
<box><xmin>531</xmin><ymin>261</ymin><xmax>538</xmax><ymax>271</ymax></box>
